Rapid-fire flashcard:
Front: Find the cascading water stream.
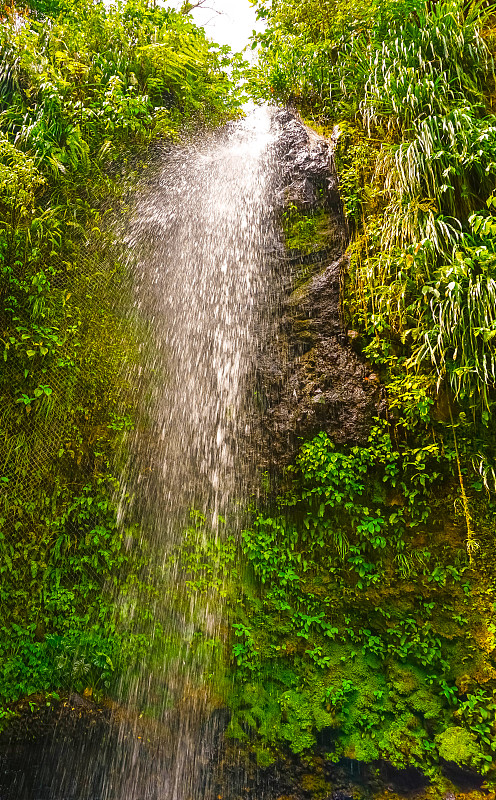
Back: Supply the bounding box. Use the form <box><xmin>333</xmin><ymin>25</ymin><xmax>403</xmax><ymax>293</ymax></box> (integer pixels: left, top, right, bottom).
<box><xmin>0</xmin><ymin>106</ymin><xmax>349</xmax><ymax>800</ymax></box>
<box><xmin>124</xmin><ymin>107</ymin><xmax>279</xmax><ymax>515</ymax></box>
<box><xmin>102</xmin><ymin>107</ymin><xmax>283</xmax><ymax>800</ymax></box>
<box><xmin>0</xmin><ymin>106</ymin><xmax>293</xmax><ymax>800</ymax></box>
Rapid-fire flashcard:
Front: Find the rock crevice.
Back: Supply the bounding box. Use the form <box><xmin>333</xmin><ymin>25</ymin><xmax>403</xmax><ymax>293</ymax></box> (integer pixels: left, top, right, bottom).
<box><xmin>257</xmin><ymin>109</ymin><xmax>381</xmax><ymax>470</ymax></box>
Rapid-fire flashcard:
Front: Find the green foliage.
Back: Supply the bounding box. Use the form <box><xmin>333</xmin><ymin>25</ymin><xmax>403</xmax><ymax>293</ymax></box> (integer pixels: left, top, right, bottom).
<box><xmin>436</xmin><ymin>726</ymin><xmax>483</xmax><ymax>769</ymax></box>
<box><xmin>2</xmin><ymin>0</ymin><xmax>241</xmax><ymax>166</ymax></box>
<box><xmin>177</xmin><ymin>509</ymin><xmax>239</xmax><ymax>599</ymax></box>
<box><xmin>283</xmin><ymin>205</ymin><xmax>330</xmax><ymax>255</ymax></box>
<box><xmin>243</xmin><ymin>423</ymin><xmax>445</xmax><ymax>593</ymax></box>
<box><xmin>228</xmin><ymin>0</ymin><xmax>496</xmax><ymax>785</ymax></box>
<box><xmin>228</xmin><ymin>429</ymin><xmax>496</xmax><ymax>779</ymax></box>
<box><xmin>0</xmin><ymin>0</ymin><xmax>241</xmax><ymax>719</ymax></box>
<box><xmin>251</xmin><ymin>0</ymin><xmax>490</xmax><ymax>124</ymax></box>
<box><xmin>410</xmin><ymin>237</ymin><xmax>496</xmax><ymax>420</ymax></box>
<box><xmin>247</xmin><ymin>2</ymin><xmax>496</xmax><ymax>770</ymax></box>
<box><xmin>251</xmin><ymin>0</ymin><xmax>496</xmax><ymax>436</ymax></box>
<box><xmin>0</xmin><ymin>476</ymin><xmax>160</xmax><ymax>713</ymax></box>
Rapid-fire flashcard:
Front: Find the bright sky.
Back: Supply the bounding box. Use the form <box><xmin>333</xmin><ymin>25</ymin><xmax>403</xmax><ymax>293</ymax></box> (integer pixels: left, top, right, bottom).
<box><xmin>163</xmin><ymin>0</ymin><xmax>264</xmax><ymax>54</ymax></box>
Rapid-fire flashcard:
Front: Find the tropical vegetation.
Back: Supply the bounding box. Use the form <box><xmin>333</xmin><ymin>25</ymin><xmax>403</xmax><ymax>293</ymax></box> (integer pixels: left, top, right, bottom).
<box><xmin>221</xmin><ymin>0</ymin><xmax>496</xmax><ymax>789</ymax></box>
<box><xmin>3</xmin><ymin>0</ymin><xmax>496</xmax><ymax>792</ymax></box>
<box><xmin>0</xmin><ymin>0</ymin><xmax>241</xmax><ymax>723</ymax></box>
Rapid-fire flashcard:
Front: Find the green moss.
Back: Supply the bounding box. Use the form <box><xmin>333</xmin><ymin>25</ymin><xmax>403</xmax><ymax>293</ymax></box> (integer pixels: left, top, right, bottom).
<box><xmin>254</xmin><ymin>745</ymin><xmax>277</xmax><ymax>767</ymax></box>
<box><xmin>228</xmin><ymin>427</ymin><xmax>496</xmax><ymax>782</ymax></box>
<box><xmin>436</xmin><ymin>726</ymin><xmax>482</xmax><ymax>768</ymax></box>
<box><xmin>280</xmin><ymin>690</ymin><xmax>318</xmax><ymax>754</ymax></box>
<box><xmin>388</xmin><ymin>664</ymin><xmax>422</xmax><ymax>695</ymax></box>
<box><xmin>408</xmin><ymin>688</ymin><xmax>443</xmax><ymax>720</ymax></box>
<box><xmin>300</xmin><ymin>772</ymin><xmax>333</xmax><ymax>799</ymax></box>
<box><xmin>283</xmin><ymin>206</ymin><xmax>331</xmax><ymax>256</ymax></box>
<box><xmin>343</xmin><ymin>732</ymin><xmax>380</xmax><ymax>762</ymax></box>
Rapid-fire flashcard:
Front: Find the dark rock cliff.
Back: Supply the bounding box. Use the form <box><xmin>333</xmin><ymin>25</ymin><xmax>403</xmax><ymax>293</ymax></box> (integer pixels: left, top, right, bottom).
<box><xmin>256</xmin><ymin>109</ymin><xmax>382</xmax><ymax>472</ymax></box>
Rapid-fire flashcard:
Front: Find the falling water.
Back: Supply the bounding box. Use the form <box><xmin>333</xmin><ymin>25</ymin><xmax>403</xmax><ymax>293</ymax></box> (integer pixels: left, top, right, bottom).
<box><xmin>0</xmin><ymin>107</ymin><xmax>287</xmax><ymax>800</ymax></box>
<box><xmin>101</xmin><ymin>107</ymin><xmax>283</xmax><ymax>800</ymax></box>
<box><xmin>124</xmin><ymin>107</ymin><xmax>279</xmax><ymax>515</ymax></box>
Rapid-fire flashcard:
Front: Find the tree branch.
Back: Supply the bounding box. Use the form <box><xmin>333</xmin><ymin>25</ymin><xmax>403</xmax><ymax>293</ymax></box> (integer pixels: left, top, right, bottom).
<box><xmin>180</xmin><ymin>1</ymin><xmax>221</xmax><ymax>14</ymax></box>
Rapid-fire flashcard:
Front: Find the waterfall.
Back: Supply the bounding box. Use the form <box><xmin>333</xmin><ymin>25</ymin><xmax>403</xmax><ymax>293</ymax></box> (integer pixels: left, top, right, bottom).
<box><xmin>0</xmin><ymin>107</ymin><xmax>352</xmax><ymax>800</ymax></box>
<box><xmin>0</xmin><ymin>106</ymin><xmax>297</xmax><ymax>800</ymax></box>
<box><xmin>100</xmin><ymin>106</ymin><xmax>282</xmax><ymax>800</ymax></box>
<box><xmin>124</xmin><ymin>106</ymin><xmax>279</xmax><ymax>517</ymax></box>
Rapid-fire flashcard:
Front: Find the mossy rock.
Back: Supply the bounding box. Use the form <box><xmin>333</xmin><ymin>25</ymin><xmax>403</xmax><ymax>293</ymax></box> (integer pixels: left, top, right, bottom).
<box><xmin>407</xmin><ymin>687</ymin><xmax>443</xmax><ymax>720</ymax></box>
<box><xmin>436</xmin><ymin>726</ymin><xmax>482</xmax><ymax>768</ymax></box>
<box><xmin>254</xmin><ymin>745</ymin><xmax>277</xmax><ymax>767</ymax></box>
<box><xmin>283</xmin><ymin>208</ymin><xmax>331</xmax><ymax>256</ymax></box>
<box><xmin>343</xmin><ymin>731</ymin><xmax>380</xmax><ymax>762</ymax></box>
<box><xmin>300</xmin><ymin>772</ymin><xmax>332</xmax><ymax>798</ymax></box>
<box><xmin>387</xmin><ymin>663</ymin><xmax>423</xmax><ymax>695</ymax></box>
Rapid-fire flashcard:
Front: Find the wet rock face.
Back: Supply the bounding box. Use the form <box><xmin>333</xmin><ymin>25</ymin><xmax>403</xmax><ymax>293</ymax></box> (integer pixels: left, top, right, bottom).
<box><xmin>274</xmin><ymin>108</ymin><xmax>337</xmax><ymax>210</ymax></box>
<box><xmin>257</xmin><ymin>110</ymin><xmax>381</xmax><ymax>470</ymax></box>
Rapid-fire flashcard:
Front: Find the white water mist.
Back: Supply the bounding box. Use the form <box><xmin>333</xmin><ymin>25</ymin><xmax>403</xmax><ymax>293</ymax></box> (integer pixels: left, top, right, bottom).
<box><xmin>104</xmin><ymin>107</ymin><xmax>283</xmax><ymax>800</ymax></box>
